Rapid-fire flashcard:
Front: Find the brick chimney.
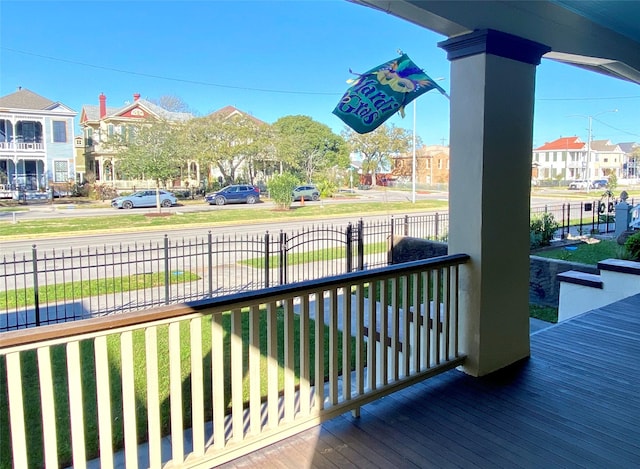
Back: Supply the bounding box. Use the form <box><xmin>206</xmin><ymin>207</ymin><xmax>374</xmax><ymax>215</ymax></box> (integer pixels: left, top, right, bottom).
<box><xmin>99</xmin><ymin>93</ymin><xmax>107</xmax><ymax>119</ymax></box>
<box><xmin>133</xmin><ymin>93</ymin><xmax>140</xmax><ymax>101</ymax></box>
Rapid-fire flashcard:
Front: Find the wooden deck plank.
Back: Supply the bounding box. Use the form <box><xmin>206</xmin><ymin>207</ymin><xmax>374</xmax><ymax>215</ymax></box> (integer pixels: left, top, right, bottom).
<box><xmin>321</xmin><ymin>414</ymin><xmax>421</xmax><ymax>469</ymax></box>
<box><xmin>222</xmin><ymin>294</ymin><xmax>640</xmax><ymax>468</ymax></box>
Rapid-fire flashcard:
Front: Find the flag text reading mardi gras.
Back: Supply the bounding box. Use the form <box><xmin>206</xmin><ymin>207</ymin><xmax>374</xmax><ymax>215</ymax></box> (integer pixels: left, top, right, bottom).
<box><xmin>336</xmin><ymin>78</ymin><xmax>400</xmax><ymax>127</ymax></box>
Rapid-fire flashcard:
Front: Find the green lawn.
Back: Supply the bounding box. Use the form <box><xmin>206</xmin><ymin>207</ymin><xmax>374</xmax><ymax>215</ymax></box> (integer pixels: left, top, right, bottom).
<box><xmin>0</xmin><ymin>199</ymin><xmax>448</xmax><ymax>238</ymax></box>
<box><xmin>534</xmin><ymin>239</ymin><xmax>624</xmax><ymax>265</ymax></box>
<box><xmin>241</xmin><ymin>241</ymin><xmax>388</xmax><ymax>268</ymax></box>
<box><xmin>0</xmin><ymin>271</ymin><xmax>199</xmax><ymax>309</ymax></box>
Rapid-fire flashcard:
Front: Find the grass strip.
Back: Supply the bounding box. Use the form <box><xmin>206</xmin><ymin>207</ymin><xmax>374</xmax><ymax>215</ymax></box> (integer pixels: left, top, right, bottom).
<box><xmin>533</xmin><ymin>239</ymin><xmax>623</xmax><ymax>265</ymax></box>
<box><xmin>0</xmin><ymin>200</ymin><xmax>448</xmax><ymax>238</ymax></box>
<box><xmin>241</xmin><ymin>241</ymin><xmax>388</xmax><ymax>268</ymax></box>
<box><xmin>529</xmin><ymin>304</ymin><xmax>558</xmax><ymax>323</ymax></box>
<box><xmin>0</xmin><ymin>271</ymin><xmax>199</xmax><ymax>309</ymax></box>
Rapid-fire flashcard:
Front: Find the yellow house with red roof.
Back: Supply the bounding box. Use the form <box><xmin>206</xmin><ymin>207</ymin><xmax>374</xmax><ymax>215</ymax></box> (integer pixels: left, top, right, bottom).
<box><xmin>79</xmin><ymin>93</ymin><xmax>192</xmax><ymax>189</ymax></box>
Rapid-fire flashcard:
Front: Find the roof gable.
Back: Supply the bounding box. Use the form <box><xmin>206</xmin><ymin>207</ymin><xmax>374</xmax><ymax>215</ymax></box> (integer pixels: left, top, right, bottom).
<box><xmin>534</xmin><ymin>136</ymin><xmax>585</xmax><ymax>151</ymax></box>
<box><xmin>80</xmin><ymin>96</ymin><xmax>193</xmax><ymax>124</ymax></box>
<box><xmin>0</xmin><ymin>88</ymin><xmax>56</xmax><ymax>110</ymax></box>
<box><xmin>590</xmin><ymin>139</ymin><xmax>621</xmax><ymax>152</ymax></box>
<box><xmin>617</xmin><ymin>142</ymin><xmax>639</xmax><ymax>153</ymax></box>
<box><xmin>207</xmin><ymin>105</ymin><xmax>267</xmax><ymax>125</ymax></box>
<box><xmin>43</xmin><ymin>102</ymin><xmax>76</xmax><ymax>114</ymax></box>
<box><xmin>80</xmin><ymin>104</ymin><xmax>120</xmax><ymax>123</ymax></box>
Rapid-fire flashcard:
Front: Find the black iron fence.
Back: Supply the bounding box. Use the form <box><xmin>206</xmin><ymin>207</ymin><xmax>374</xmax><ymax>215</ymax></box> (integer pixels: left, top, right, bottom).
<box><xmin>0</xmin><ymin>200</ymin><xmax>627</xmax><ymax>332</ymax></box>
<box><xmin>531</xmin><ymin>197</ymin><xmax>629</xmax><ymax>238</ymax></box>
<box><xmin>0</xmin><ymin>213</ymin><xmax>449</xmax><ymax>331</ymax></box>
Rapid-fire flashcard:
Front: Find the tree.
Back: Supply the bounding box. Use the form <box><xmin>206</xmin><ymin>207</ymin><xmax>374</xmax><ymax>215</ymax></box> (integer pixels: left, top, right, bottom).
<box><xmin>149</xmin><ymin>95</ymin><xmax>195</xmax><ymax>114</ymax></box>
<box><xmin>343</xmin><ymin>124</ymin><xmax>414</xmax><ymax>186</ymax></box>
<box><xmin>111</xmin><ymin>120</ymin><xmax>183</xmax><ymax>212</ymax></box>
<box><xmin>273</xmin><ymin>116</ymin><xmax>349</xmax><ymax>182</ymax></box>
<box><xmin>185</xmin><ymin>113</ymin><xmax>269</xmax><ymax>186</ymax></box>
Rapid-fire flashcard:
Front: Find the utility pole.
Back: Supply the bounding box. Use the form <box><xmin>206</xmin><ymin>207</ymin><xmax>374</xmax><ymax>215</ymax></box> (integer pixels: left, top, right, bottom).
<box><xmin>412</xmin><ymin>101</ymin><xmax>417</xmax><ymax>203</ymax></box>
<box><xmin>568</xmin><ymin>109</ymin><xmax>618</xmax><ymax>190</ymax></box>
<box><xmin>586</xmin><ymin>115</ymin><xmax>592</xmax><ymax>192</ymax></box>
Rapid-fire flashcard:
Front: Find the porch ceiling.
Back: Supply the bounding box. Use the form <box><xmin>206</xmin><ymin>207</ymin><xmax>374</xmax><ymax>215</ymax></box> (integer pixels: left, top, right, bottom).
<box><xmin>349</xmin><ymin>0</ymin><xmax>640</xmax><ymax>85</ymax></box>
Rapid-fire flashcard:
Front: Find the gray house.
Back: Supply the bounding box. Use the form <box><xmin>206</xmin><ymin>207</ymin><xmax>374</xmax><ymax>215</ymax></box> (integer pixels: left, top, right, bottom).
<box><xmin>0</xmin><ymin>88</ymin><xmax>77</xmax><ymax>193</ymax></box>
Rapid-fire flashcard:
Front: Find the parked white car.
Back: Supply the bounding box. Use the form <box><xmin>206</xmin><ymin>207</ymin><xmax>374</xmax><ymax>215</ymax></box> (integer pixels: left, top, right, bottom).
<box><xmin>568</xmin><ymin>180</ymin><xmax>590</xmax><ymax>190</ymax></box>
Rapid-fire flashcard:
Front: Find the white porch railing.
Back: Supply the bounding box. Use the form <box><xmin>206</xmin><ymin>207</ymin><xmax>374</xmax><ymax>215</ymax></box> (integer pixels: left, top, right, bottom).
<box><xmin>0</xmin><ymin>254</ymin><xmax>469</xmax><ymax>468</ymax></box>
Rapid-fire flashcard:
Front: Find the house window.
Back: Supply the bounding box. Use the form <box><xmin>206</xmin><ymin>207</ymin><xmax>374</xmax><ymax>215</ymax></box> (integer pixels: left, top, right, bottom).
<box><xmin>438</xmin><ymin>159</ymin><xmax>442</xmax><ymax>169</ymax></box>
<box><xmin>54</xmin><ymin>161</ymin><xmax>69</xmax><ymax>182</ymax></box>
<box><xmin>53</xmin><ymin>121</ymin><xmax>67</xmax><ymax>143</ymax></box>
<box><xmin>19</xmin><ymin>121</ymin><xmax>36</xmax><ymax>142</ymax></box>
<box><xmin>107</xmin><ymin>124</ymin><xmax>115</xmax><ymax>137</ymax></box>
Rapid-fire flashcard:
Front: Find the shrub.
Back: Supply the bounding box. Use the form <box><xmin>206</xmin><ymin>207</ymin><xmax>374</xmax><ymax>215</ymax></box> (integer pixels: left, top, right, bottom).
<box><xmin>87</xmin><ymin>183</ymin><xmax>119</xmax><ymax>201</ymax></box>
<box><xmin>315</xmin><ymin>178</ymin><xmax>337</xmax><ymax>198</ymax></box>
<box><xmin>530</xmin><ymin>212</ymin><xmax>559</xmax><ymax>249</ymax></box>
<box><xmin>267</xmin><ymin>172</ymin><xmax>299</xmax><ymax>209</ymax></box>
<box><xmin>624</xmin><ymin>231</ymin><xmax>640</xmax><ymax>260</ymax></box>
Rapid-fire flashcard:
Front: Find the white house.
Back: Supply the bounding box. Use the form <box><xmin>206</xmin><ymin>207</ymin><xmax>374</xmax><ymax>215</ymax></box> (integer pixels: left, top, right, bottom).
<box><xmin>532</xmin><ymin>136</ymin><xmax>587</xmax><ymax>182</ymax></box>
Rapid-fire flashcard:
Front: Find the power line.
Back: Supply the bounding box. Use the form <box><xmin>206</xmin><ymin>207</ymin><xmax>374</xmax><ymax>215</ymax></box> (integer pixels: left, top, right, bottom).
<box><xmin>5</xmin><ymin>46</ymin><xmax>640</xmax><ymax>101</ymax></box>
<box><xmin>1</xmin><ymin>47</ymin><xmax>341</xmax><ymax>96</ymax></box>
<box><xmin>537</xmin><ymin>95</ymin><xmax>640</xmax><ymax>101</ymax></box>
<box><xmin>591</xmin><ymin>116</ymin><xmax>640</xmax><ymax>138</ymax></box>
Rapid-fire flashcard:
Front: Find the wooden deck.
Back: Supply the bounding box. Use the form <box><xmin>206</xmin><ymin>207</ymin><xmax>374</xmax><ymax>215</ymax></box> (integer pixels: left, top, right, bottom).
<box><xmin>221</xmin><ymin>294</ymin><xmax>640</xmax><ymax>468</ymax></box>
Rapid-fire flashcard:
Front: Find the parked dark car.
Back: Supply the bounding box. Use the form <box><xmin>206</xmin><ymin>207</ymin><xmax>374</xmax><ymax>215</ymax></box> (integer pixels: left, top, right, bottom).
<box><xmin>591</xmin><ymin>179</ymin><xmax>608</xmax><ymax>189</ymax></box>
<box><xmin>205</xmin><ymin>184</ymin><xmax>260</xmax><ymax>205</ymax></box>
<box><xmin>293</xmin><ymin>185</ymin><xmax>320</xmax><ymax>201</ymax></box>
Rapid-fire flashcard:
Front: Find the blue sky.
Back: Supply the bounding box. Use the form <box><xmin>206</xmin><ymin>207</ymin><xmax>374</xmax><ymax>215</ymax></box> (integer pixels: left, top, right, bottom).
<box><xmin>2</xmin><ymin>0</ymin><xmax>639</xmax><ymax>149</ymax></box>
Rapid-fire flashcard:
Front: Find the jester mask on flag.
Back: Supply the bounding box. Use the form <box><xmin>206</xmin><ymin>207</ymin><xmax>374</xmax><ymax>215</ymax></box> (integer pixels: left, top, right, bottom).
<box><xmin>333</xmin><ymin>54</ymin><xmax>446</xmax><ymax>134</ymax></box>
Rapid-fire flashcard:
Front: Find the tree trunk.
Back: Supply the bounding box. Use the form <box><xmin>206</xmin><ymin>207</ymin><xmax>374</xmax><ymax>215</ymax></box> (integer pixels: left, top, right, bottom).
<box><xmin>156</xmin><ymin>181</ymin><xmax>161</xmax><ymax>213</ymax></box>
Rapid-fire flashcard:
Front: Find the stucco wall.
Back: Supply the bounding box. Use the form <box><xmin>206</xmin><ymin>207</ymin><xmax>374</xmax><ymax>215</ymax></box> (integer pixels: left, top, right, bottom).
<box><xmin>388</xmin><ymin>236</ymin><xmax>598</xmax><ymax>307</ymax></box>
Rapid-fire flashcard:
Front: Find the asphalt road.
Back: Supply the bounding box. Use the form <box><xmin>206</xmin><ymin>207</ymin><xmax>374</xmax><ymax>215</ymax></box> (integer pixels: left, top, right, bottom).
<box><xmin>0</xmin><ymin>187</ymin><xmax>589</xmax><ymax>254</ymax></box>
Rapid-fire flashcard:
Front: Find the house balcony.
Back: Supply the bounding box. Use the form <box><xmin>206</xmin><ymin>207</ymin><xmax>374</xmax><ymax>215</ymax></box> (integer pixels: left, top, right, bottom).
<box><xmin>2</xmin><ymin>254</ymin><xmax>639</xmax><ymax>468</ymax></box>
<box><xmin>0</xmin><ymin>140</ymin><xmax>45</xmax><ymax>152</ymax></box>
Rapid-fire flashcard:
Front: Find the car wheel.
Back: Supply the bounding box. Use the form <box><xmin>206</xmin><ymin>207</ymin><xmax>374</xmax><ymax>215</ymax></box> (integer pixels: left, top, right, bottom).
<box><xmin>161</xmin><ymin>199</ymin><xmax>172</xmax><ymax>208</ymax></box>
<box><xmin>312</xmin><ymin>194</ymin><xmax>319</xmax><ymax>201</ymax></box>
<box><xmin>246</xmin><ymin>195</ymin><xmax>257</xmax><ymax>204</ymax></box>
<box><xmin>215</xmin><ymin>196</ymin><xmax>226</xmax><ymax>206</ymax></box>
<box><xmin>122</xmin><ymin>200</ymin><xmax>133</xmax><ymax>209</ymax></box>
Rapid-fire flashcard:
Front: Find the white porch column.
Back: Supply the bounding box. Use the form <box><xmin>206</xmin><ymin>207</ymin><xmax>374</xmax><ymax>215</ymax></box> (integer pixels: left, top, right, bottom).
<box><xmin>439</xmin><ymin>30</ymin><xmax>550</xmax><ymax>376</ymax></box>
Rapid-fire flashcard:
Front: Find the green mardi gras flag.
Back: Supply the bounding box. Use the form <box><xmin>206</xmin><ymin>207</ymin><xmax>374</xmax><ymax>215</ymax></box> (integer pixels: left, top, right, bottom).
<box><xmin>333</xmin><ymin>53</ymin><xmax>447</xmax><ymax>134</ymax></box>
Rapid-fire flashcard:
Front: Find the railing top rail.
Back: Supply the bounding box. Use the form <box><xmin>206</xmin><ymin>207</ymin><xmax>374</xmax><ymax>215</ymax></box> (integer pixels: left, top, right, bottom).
<box><xmin>0</xmin><ymin>253</ymin><xmax>470</xmax><ymax>350</ymax></box>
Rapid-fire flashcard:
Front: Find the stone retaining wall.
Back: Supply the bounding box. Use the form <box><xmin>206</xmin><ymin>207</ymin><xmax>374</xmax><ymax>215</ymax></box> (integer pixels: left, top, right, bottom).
<box><xmin>388</xmin><ymin>235</ymin><xmax>598</xmax><ymax>307</ymax></box>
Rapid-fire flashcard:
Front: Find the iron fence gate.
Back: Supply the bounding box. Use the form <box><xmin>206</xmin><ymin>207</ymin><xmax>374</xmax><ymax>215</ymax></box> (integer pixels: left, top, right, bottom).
<box><xmin>1</xmin><ymin>214</ymin><xmax>449</xmax><ymax>331</ymax></box>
